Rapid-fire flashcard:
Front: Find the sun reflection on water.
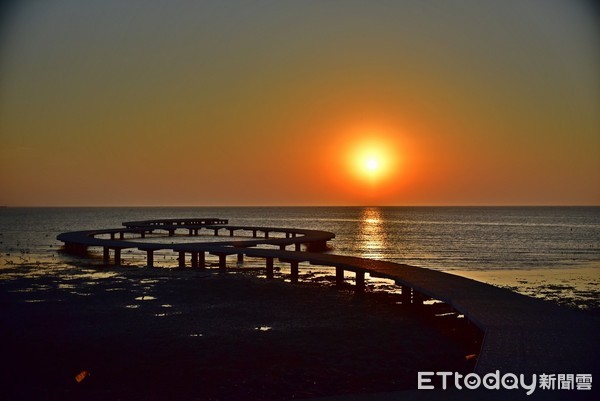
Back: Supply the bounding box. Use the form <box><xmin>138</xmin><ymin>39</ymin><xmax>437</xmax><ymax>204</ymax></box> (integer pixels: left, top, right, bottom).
<box><xmin>358</xmin><ymin>208</ymin><xmax>388</xmax><ymax>260</ymax></box>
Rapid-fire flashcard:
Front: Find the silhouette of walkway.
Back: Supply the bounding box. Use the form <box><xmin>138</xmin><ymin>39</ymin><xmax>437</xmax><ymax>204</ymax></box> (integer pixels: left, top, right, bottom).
<box><xmin>57</xmin><ymin>218</ymin><xmax>599</xmax><ymax>377</ymax></box>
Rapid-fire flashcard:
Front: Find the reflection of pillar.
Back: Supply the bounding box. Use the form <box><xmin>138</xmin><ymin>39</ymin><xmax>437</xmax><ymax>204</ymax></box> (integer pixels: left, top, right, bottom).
<box><xmin>103</xmin><ymin>247</ymin><xmax>110</xmax><ymax>266</ymax></box>
<box><xmin>290</xmin><ymin>261</ymin><xmax>299</xmax><ymax>283</ymax></box>
<box><xmin>336</xmin><ymin>267</ymin><xmax>344</xmax><ymax>286</ymax></box>
<box><xmin>114</xmin><ymin>248</ymin><xmax>121</xmax><ymax>266</ymax></box>
<box><xmin>178</xmin><ymin>252</ymin><xmax>185</xmax><ymax>268</ymax></box>
<box><xmin>355</xmin><ymin>271</ymin><xmax>365</xmax><ymax>292</ymax></box>
<box><xmin>146</xmin><ymin>250</ymin><xmax>154</xmax><ymax>268</ymax></box>
<box><xmin>198</xmin><ymin>252</ymin><xmax>205</xmax><ymax>269</ymax></box>
<box><xmin>266</xmin><ymin>257</ymin><xmax>274</xmax><ymax>279</ymax></box>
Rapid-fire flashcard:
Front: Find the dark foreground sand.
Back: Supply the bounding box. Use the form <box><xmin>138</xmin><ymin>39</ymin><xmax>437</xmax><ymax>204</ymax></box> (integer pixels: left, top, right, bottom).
<box><xmin>0</xmin><ymin>265</ymin><xmax>479</xmax><ymax>401</ymax></box>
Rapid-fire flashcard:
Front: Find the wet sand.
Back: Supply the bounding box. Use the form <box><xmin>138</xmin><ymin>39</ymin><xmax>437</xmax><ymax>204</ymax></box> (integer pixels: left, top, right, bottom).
<box><xmin>447</xmin><ymin>264</ymin><xmax>600</xmax><ymax>312</ymax></box>
<box><xmin>0</xmin><ymin>265</ymin><xmax>479</xmax><ymax>401</ymax></box>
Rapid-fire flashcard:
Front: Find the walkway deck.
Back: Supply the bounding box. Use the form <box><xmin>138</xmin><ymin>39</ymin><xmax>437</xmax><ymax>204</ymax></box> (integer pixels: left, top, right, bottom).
<box><xmin>57</xmin><ymin>218</ymin><xmax>600</xmax><ymax>377</ymax></box>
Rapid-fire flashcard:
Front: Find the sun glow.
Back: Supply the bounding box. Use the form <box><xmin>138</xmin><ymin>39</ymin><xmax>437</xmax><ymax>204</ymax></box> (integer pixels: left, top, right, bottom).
<box><xmin>349</xmin><ymin>137</ymin><xmax>397</xmax><ymax>182</ymax></box>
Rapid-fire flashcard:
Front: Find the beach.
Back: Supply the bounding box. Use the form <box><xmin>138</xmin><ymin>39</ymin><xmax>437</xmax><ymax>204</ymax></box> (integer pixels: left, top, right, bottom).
<box><xmin>0</xmin><ymin>264</ymin><xmax>479</xmax><ymax>401</ymax></box>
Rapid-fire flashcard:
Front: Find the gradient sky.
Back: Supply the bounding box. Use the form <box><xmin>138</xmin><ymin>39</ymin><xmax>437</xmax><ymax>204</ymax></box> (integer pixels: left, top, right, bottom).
<box><xmin>1</xmin><ymin>0</ymin><xmax>598</xmax><ymax>206</ymax></box>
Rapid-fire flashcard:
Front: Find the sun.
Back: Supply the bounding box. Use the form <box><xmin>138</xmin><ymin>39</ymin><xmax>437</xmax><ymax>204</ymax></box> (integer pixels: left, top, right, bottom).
<box><xmin>365</xmin><ymin>157</ymin><xmax>380</xmax><ymax>172</ymax></box>
<box><xmin>351</xmin><ymin>142</ymin><xmax>393</xmax><ymax>181</ymax></box>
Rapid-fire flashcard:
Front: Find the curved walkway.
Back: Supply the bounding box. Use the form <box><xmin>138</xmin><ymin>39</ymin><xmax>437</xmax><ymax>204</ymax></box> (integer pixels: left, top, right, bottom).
<box><xmin>57</xmin><ymin>218</ymin><xmax>599</xmax><ymax>377</ymax></box>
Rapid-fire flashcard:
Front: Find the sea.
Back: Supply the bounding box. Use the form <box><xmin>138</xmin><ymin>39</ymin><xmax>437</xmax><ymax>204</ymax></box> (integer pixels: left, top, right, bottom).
<box><xmin>1</xmin><ymin>206</ymin><xmax>599</xmax><ymax>310</ymax></box>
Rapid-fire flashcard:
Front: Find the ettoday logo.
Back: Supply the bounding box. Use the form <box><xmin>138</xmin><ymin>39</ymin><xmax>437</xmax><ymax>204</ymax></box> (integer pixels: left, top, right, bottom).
<box><xmin>418</xmin><ymin>371</ymin><xmax>593</xmax><ymax>395</ymax></box>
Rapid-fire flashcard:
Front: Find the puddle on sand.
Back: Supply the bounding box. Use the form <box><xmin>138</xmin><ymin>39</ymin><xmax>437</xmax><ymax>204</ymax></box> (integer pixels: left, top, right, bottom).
<box><xmin>255</xmin><ymin>326</ymin><xmax>272</xmax><ymax>331</ymax></box>
<box><xmin>134</xmin><ymin>295</ymin><xmax>156</xmax><ymax>301</ymax></box>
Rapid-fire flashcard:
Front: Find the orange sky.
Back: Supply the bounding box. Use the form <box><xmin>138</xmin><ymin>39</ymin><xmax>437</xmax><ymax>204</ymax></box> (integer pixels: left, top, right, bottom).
<box><xmin>1</xmin><ymin>1</ymin><xmax>598</xmax><ymax>206</ymax></box>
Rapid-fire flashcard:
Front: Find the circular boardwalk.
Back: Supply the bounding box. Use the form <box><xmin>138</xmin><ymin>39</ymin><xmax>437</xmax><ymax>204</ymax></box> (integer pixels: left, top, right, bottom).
<box><xmin>57</xmin><ymin>218</ymin><xmax>599</xmax><ymax>378</ymax></box>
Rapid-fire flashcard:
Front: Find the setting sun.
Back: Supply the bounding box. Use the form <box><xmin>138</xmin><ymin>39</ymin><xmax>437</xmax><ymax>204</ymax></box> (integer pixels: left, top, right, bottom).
<box><xmin>347</xmin><ymin>136</ymin><xmax>399</xmax><ymax>184</ymax></box>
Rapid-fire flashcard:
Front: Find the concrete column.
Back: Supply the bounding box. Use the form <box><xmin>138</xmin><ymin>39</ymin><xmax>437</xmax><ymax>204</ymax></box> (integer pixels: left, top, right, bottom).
<box><xmin>119</xmin><ymin>232</ymin><xmax>124</xmax><ymax>239</ymax></box>
<box><xmin>237</xmin><ymin>253</ymin><xmax>244</xmax><ymax>264</ymax></box>
<box><xmin>146</xmin><ymin>250</ymin><xmax>154</xmax><ymax>268</ymax></box>
<box><xmin>218</xmin><ymin>254</ymin><xmax>227</xmax><ymax>270</ymax></box>
<box><xmin>110</xmin><ymin>232</ymin><xmax>115</xmax><ymax>240</ymax></box>
<box><xmin>191</xmin><ymin>252</ymin><xmax>198</xmax><ymax>268</ymax></box>
<box><xmin>279</xmin><ymin>244</ymin><xmax>286</xmax><ymax>250</ymax></box>
<box><xmin>413</xmin><ymin>291</ymin><xmax>424</xmax><ymax>306</ymax></box>
<box><xmin>295</xmin><ymin>243</ymin><xmax>301</xmax><ymax>252</ymax></box>
<box><xmin>286</xmin><ymin>232</ymin><xmax>291</xmax><ymax>238</ymax></box>
<box><xmin>230</xmin><ymin>229</ymin><xmax>234</xmax><ymax>237</ymax></box>
<box><xmin>103</xmin><ymin>247</ymin><xmax>110</xmax><ymax>266</ymax></box>
<box><xmin>336</xmin><ymin>266</ymin><xmax>344</xmax><ymax>286</ymax></box>
<box><xmin>214</xmin><ymin>229</ymin><xmax>219</xmax><ymax>236</ymax></box>
<box><xmin>264</xmin><ymin>231</ymin><xmax>269</xmax><ymax>239</ymax></box>
<box><xmin>188</xmin><ymin>229</ymin><xmax>193</xmax><ymax>236</ymax></box>
<box><xmin>252</xmin><ymin>230</ymin><xmax>257</xmax><ymax>238</ymax></box>
<box><xmin>290</xmin><ymin>261</ymin><xmax>299</xmax><ymax>283</ymax></box>
<box><xmin>168</xmin><ymin>230</ymin><xmax>174</xmax><ymax>237</ymax></box>
<box><xmin>141</xmin><ymin>231</ymin><xmax>146</xmax><ymax>239</ymax></box>
<box><xmin>178</xmin><ymin>251</ymin><xmax>185</xmax><ymax>268</ymax></box>
<box><xmin>198</xmin><ymin>252</ymin><xmax>205</xmax><ymax>269</ymax></box>
<box><xmin>355</xmin><ymin>271</ymin><xmax>365</xmax><ymax>293</ymax></box>
<box><xmin>266</xmin><ymin>257</ymin><xmax>274</xmax><ymax>279</ymax></box>
<box><xmin>401</xmin><ymin>285</ymin><xmax>411</xmax><ymax>305</ymax></box>
<box><xmin>114</xmin><ymin>248</ymin><xmax>121</xmax><ymax>266</ymax></box>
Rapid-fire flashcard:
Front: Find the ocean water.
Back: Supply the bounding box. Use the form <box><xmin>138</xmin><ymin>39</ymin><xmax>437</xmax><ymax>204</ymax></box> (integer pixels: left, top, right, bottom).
<box><xmin>1</xmin><ymin>207</ymin><xmax>599</xmax><ymax>308</ymax></box>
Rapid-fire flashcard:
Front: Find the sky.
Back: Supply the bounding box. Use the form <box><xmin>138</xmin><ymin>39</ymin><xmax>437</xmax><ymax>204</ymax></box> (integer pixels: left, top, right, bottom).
<box><xmin>1</xmin><ymin>0</ymin><xmax>598</xmax><ymax>206</ymax></box>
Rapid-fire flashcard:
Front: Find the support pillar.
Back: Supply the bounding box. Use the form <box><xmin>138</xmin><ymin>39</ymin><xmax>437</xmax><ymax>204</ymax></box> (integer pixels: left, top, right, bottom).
<box><xmin>336</xmin><ymin>267</ymin><xmax>344</xmax><ymax>286</ymax></box>
<box><xmin>189</xmin><ymin>229</ymin><xmax>193</xmax><ymax>236</ymax></box>
<box><xmin>413</xmin><ymin>291</ymin><xmax>424</xmax><ymax>307</ymax></box>
<box><xmin>110</xmin><ymin>232</ymin><xmax>115</xmax><ymax>240</ymax></box>
<box><xmin>290</xmin><ymin>261</ymin><xmax>299</xmax><ymax>283</ymax></box>
<box><xmin>146</xmin><ymin>250</ymin><xmax>154</xmax><ymax>268</ymax></box>
<box><xmin>295</xmin><ymin>243</ymin><xmax>301</xmax><ymax>252</ymax></box>
<box><xmin>178</xmin><ymin>251</ymin><xmax>185</xmax><ymax>268</ymax></box>
<box><xmin>114</xmin><ymin>248</ymin><xmax>121</xmax><ymax>266</ymax></box>
<box><xmin>191</xmin><ymin>252</ymin><xmax>198</xmax><ymax>268</ymax></box>
<box><xmin>218</xmin><ymin>254</ymin><xmax>226</xmax><ymax>270</ymax></box>
<box><xmin>237</xmin><ymin>253</ymin><xmax>244</xmax><ymax>264</ymax></box>
<box><xmin>230</xmin><ymin>230</ymin><xmax>234</xmax><ymax>237</ymax></box>
<box><xmin>168</xmin><ymin>230</ymin><xmax>174</xmax><ymax>237</ymax></box>
<box><xmin>264</xmin><ymin>231</ymin><xmax>269</xmax><ymax>239</ymax></box>
<box><xmin>198</xmin><ymin>251</ymin><xmax>205</xmax><ymax>269</ymax></box>
<box><xmin>103</xmin><ymin>247</ymin><xmax>110</xmax><ymax>266</ymax></box>
<box><xmin>252</xmin><ymin>230</ymin><xmax>257</xmax><ymax>238</ymax></box>
<box><xmin>119</xmin><ymin>232</ymin><xmax>124</xmax><ymax>240</ymax></box>
<box><xmin>401</xmin><ymin>285</ymin><xmax>411</xmax><ymax>305</ymax></box>
<box><xmin>355</xmin><ymin>271</ymin><xmax>365</xmax><ymax>293</ymax></box>
<box><xmin>214</xmin><ymin>229</ymin><xmax>219</xmax><ymax>236</ymax></box>
<box><xmin>266</xmin><ymin>257</ymin><xmax>274</xmax><ymax>279</ymax></box>
<box><xmin>279</xmin><ymin>244</ymin><xmax>286</xmax><ymax>250</ymax></box>
<box><xmin>141</xmin><ymin>231</ymin><xmax>146</xmax><ymax>239</ymax></box>
<box><xmin>286</xmin><ymin>232</ymin><xmax>291</xmax><ymax>238</ymax></box>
